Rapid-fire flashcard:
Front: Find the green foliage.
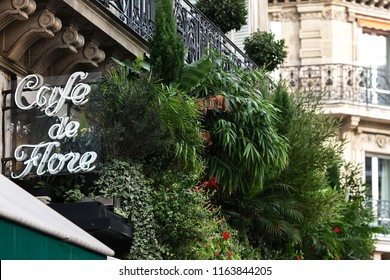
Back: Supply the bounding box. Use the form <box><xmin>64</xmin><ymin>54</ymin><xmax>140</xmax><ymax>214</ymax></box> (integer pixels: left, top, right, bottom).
<box><xmin>179</xmin><ymin>56</ymin><xmax>214</xmax><ymax>90</ymax></box>
<box><xmin>94</xmin><ymin>160</ymin><xmax>162</xmax><ymax>260</ymax></box>
<box><xmin>156</xmin><ymin>84</ymin><xmax>204</xmax><ymax>172</ymax></box>
<box><xmin>223</xmin><ymin>183</ymin><xmax>303</xmax><ymax>259</ymax></box>
<box><xmin>336</xmin><ymin>162</ymin><xmax>387</xmax><ymax>259</ymax></box>
<box><xmin>90</xmin><ymin>52</ymin><xmax>382</xmax><ymax>260</ymax></box>
<box><xmin>273</xmin><ymin>89</ymin><xmax>343</xmax><ymax>191</ymax></box>
<box><xmin>149</xmin><ymin>0</ymin><xmax>185</xmax><ymax>84</ymax></box>
<box><xmin>151</xmin><ymin>168</ymin><xmax>259</xmax><ymax>259</ymax></box>
<box><xmin>244</xmin><ymin>30</ymin><xmax>288</xmax><ymax>71</ymax></box>
<box><xmin>191</xmin><ymin>55</ymin><xmax>288</xmax><ymax>195</ymax></box>
<box><xmin>222</xmin><ymin>83</ymin><xmax>381</xmax><ymax>260</ymax></box>
<box><xmin>99</xmin><ymin>66</ymin><xmax>204</xmax><ymax>171</ymax></box>
<box><xmin>63</xmin><ymin>188</ymin><xmax>84</xmax><ymax>202</ymax></box>
<box><xmin>195</xmin><ymin>0</ymin><xmax>247</xmax><ymax>34</ymax></box>
<box><xmin>112</xmin><ymin>56</ymin><xmax>151</xmax><ymax>77</ymax></box>
<box><xmin>98</xmin><ymin>69</ymin><xmax>166</xmax><ymax>161</ymax></box>
<box><xmin>271</xmin><ymin>82</ymin><xmax>294</xmax><ymax>136</ymax></box>
<box><xmin>262</xmin><ymin>87</ymin><xmax>348</xmax><ymax>258</ymax></box>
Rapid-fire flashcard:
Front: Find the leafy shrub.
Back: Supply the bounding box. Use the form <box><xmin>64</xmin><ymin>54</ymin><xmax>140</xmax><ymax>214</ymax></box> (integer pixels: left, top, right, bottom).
<box><xmin>98</xmin><ymin>69</ymin><xmax>166</xmax><ymax>161</ymax></box>
<box><xmin>151</xmin><ymin>169</ymin><xmax>258</xmax><ymax>259</ymax></box>
<box><xmin>244</xmin><ymin>30</ymin><xmax>288</xmax><ymax>71</ymax></box>
<box><xmin>99</xmin><ymin>66</ymin><xmax>204</xmax><ymax>171</ymax></box>
<box><xmin>195</xmin><ymin>0</ymin><xmax>247</xmax><ymax>34</ymax></box>
<box><xmin>156</xmin><ymin>84</ymin><xmax>204</xmax><ymax>172</ymax></box>
<box><xmin>190</xmin><ymin>55</ymin><xmax>289</xmax><ymax>195</ymax></box>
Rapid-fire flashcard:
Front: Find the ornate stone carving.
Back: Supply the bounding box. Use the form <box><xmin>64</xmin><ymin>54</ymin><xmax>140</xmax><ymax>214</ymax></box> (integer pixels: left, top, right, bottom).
<box><xmin>0</xmin><ymin>0</ymin><xmax>36</xmax><ymax>30</ymax></box>
<box><xmin>270</xmin><ymin>10</ymin><xmax>299</xmax><ymax>22</ymax></box>
<box><xmin>322</xmin><ymin>9</ymin><xmax>348</xmax><ymax>21</ymax></box>
<box><xmin>376</xmin><ymin>135</ymin><xmax>387</xmax><ymax>148</ymax></box>
<box><xmin>62</xmin><ymin>27</ymin><xmax>85</xmax><ymax>49</ymax></box>
<box><xmin>359</xmin><ymin>133</ymin><xmax>375</xmax><ymax>144</ymax></box>
<box><xmin>50</xmin><ymin>41</ymin><xmax>106</xmax><ymax>75</ymax></box>
<box><xmin>300</xmin><ymin>12</ymin><xmax>323</xmax><ymax>20</ymax></box>
<box><xmin>2</xmin><ymin>9</ymin><xmax>62</xmax><ymax>61</ymax></box>
<box><xmin>282</xmin><ymin>11</ymin><xmax>300</xmax><ymax>21</ymax></box>
<box><xmin>359</xmin><ymin>133</ymin><xmax>390</xmax><ymax>149</ymax></box>
<box><xmin>28</xmin><ymin>25</ymin><xmax>85</xmax><ymax>74</ymax></box>
<box><xmin>83</xmin><ymin>42</ymin><xmax>105</xmax><ymax>63</ymax></box>
<box><xmin>38</xmin><ymin>10</ymin><xmax>61</xmax><ymax>32</ymax></box>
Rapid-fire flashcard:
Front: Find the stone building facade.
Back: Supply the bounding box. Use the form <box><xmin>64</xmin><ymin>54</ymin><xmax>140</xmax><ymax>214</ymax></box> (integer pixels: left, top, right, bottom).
<box><xmin>268</xmin><ymin>0</ymin><xmax>390</xmax><ymax>259</ymax></box>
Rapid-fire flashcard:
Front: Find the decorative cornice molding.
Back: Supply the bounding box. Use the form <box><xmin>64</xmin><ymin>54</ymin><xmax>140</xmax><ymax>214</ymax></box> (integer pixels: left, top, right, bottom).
<box><xmin>322</xmin><ymin>9</ymin><xmax>348</xmax><ymax>21</ymax></box>
<box><xmin>270</xmin><ymin>7</ymin><xmax>349</xmax><ymax>22</ymax></box>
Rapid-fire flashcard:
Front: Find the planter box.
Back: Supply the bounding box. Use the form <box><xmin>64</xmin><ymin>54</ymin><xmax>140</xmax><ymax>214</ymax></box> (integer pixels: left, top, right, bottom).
<box><xmin>49</xmin><ymin>201</ymin><xmax>132</xmax><ymax>258</ymax></box>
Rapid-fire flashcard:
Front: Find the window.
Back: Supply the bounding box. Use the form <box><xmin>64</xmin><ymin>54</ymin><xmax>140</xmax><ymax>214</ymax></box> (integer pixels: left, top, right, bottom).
<box><xmin>365</xmin><ymin>155</ymin><xmax>390</xmax><ymax>227</ymax></box>
<box><xmin>358</xmin><ymin>29</ymin><xmax>390</xmax><ymax>105</ymax></box>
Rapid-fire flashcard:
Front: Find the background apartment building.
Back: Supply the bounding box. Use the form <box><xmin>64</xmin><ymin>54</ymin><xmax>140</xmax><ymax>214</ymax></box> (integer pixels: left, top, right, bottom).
<box><xmin>266</xmin><ymin>0</ymin><xmax>390</xmax><ymax>259</ymax></box>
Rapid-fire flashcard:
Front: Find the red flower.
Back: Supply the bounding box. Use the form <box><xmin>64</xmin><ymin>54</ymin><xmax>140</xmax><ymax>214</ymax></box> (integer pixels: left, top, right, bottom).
<box><xmin>215</xmin><ymin>251</ymin><xmax>219</xmax><ymax>257</ymax></box>
<box><xmin>217</xmin><ymin>242</ymin><xmax>221</xmax><ymax>247</ymax></box>
<box><xmin>222</xmin><ymin>231</ymin><xmax>230</xmax><ymax>240</ymax></box>
<box><xmin>334</xmin><ymin>227</ymin><xmax>340</xmax><ymax>233</ymax></box>
<box><xmin>205</xmin><ymin>176</ymin><xmax>219</xmax><ymax>187</ymax></box>
<box><xmin>297</xmin><ymin>256</ymin><xmax>303</xmax><ymax>260</ymax></box>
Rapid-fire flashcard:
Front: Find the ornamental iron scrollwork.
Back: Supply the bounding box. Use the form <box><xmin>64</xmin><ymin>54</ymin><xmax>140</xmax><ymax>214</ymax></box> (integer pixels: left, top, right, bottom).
<box><xmin>279</xmin><ymin>64</ymin><xmax>390</xmax><ymax>107</ymax></box>
<box><xmin>369</xmin><ymin>200</ymin><xmax>390</xmax><ymax>229</ymax></box>
<box><xmin>95</xmin><ymin>0</ymin><xmax>256</xmax><ymax>70</ymax></box>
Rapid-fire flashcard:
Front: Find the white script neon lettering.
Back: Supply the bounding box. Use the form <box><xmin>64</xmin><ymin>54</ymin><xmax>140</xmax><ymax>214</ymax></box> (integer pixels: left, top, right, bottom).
<box><xmin>11</xmin><ymin>142</ymin><xmax>97</xmax><ymax>179</ymax></box>
<box><xmin>11</xmin><ymin>72</ymin><xmax>97</xmax><ymax>178</ymax></box>
<box><xmin>14</xmin><ymin>72</ymin><xmax>91</xmax><ymax>117</ymax></box>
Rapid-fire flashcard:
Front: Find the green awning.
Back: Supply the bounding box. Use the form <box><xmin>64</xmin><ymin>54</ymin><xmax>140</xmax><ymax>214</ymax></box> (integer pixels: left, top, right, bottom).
<box><xmin>0</xmin><ymin>175</ymin><xmax>115</xmax><ymax>259</ymax></box>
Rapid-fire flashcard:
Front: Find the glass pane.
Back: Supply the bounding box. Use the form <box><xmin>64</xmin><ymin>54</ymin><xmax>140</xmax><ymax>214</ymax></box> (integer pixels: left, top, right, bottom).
<box><xmin>379</xmin><ymin>158</ymin><xmax>390</xmax><ymax>201</ymax></box>
<box><xmin>359</xmin><ymin>32</ymin><xmax>387</xmax><ymax>69</ymax></box>
<box><xmin>365</xmin><ymin>156</ymin><xmax>372</xmax><ymax>199</ymax></box>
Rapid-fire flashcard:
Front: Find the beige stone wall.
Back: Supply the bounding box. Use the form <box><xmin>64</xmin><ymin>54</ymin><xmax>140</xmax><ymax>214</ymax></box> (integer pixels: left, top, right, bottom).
<box><xmin>269</xmin><ymin>2</ymin><xmax>356</xmax><ymax>66</ymax></box>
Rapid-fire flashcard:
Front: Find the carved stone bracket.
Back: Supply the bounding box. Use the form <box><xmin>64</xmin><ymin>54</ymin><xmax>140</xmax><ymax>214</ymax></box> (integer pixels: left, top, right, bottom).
<box><xmin>0</xmin><ymin>0</ymin><xmax>36</xmax><ymax>30</ymax></box>
<box><xmin>51</xmin><ymin>41</ymin><xmax>105</xmax><ymax>75</ymax></box>
<box><xmin>29</xmin><ymin>25</ymin><xmax>85</xmax><ymax>74</ymax></box>
<box><xmin>2</xmin><ymin>9</ymin><xmax>61</xmax><ymax>61</ymax></box>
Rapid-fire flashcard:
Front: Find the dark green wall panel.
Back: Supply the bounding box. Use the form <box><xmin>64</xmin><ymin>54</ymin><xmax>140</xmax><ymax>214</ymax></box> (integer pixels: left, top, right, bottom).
<box><xmin>0</xmin><ymin>218</ymin><xmax>105</xmax><ymax>260</ymax></box>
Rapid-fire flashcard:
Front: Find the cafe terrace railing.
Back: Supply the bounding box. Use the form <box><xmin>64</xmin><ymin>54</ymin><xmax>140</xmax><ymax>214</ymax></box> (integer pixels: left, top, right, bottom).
<box><xmin>279</xmin><ymin>64</ymin><xmax>390</xmax><ymax>107</ymax></box>
<box><xmin>95</xmin><ymin>0</ymin><xmax>256</xmax><ymax>70</ymax></box>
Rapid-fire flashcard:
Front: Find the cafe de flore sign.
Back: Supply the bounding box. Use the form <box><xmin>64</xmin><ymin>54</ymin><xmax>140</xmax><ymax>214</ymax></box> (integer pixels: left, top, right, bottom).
<box><xmin>11</xmin><ymin>72</ymin><xmax>98</xmax><ymax>179</ymax></box>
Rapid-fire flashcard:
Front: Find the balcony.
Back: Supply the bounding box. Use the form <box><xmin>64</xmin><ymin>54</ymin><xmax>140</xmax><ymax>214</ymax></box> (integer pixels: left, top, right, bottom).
<box><xmin>279</xmin><ymin>64</ymin><xmax>390</xmax><ymax>107</ymax></box>
<box><xmin>95</xmin><ymin>0</ymin><xmax>256</xmax><ymax>70</ymax></box>
<box><xmin>370</xmin><ymin>200</ymin><xmax>390</xmax><ymax>230</ymax></box>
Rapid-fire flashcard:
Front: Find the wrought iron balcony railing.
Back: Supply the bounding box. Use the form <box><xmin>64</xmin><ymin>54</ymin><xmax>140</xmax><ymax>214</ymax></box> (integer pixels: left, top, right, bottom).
<box><xmin>279</xmin><ymin>64</ymin><xmax>390</xmax><ymax>107</ymax></box>
<box><xmin>95</xmin><ymin>0</ymin><xmax>256</xmax><ymax>70</ymax></box>
<box><xmin>370</xmin><ymin>200</ymin><xmax>390</xmax><ymax>229</ymax></box>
